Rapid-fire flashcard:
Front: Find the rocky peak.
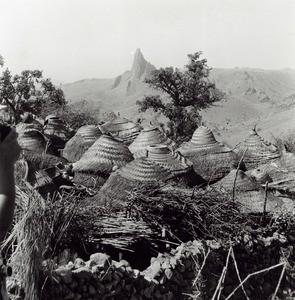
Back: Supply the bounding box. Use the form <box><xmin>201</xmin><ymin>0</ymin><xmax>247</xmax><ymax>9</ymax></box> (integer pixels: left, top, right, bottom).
<box><xmin>131</xmin><ymin>49</ymin><xmax>156</xmax><ymax>81</ymax></box>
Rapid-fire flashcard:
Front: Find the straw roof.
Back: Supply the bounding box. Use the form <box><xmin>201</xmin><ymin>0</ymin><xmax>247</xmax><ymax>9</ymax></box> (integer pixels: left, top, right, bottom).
<box><xmin>178</xmin><ymin>126</ymin><xmax>223</xmax><ymax>156</ymax></box>
<box><xmin>211</xmin><ymin>169</ymin><xmax>284</xmax><ymax>213</ymax></box>
<box><xmin>17</xmin><ymin>129</ymin><xmax>46</xmax><ymax>153</ymax></box>
<box><xmin>146</xmin><ymin>144</ymin><xmax>192</xmax><ymax>176</ymax></box>
<box><xmin>92</xmin><ymin>157</ymin><xmax>173</xmax><ymax>207</ymax></box>
<box><xmin>236</xmin><ymin>128</ymin><xmax>281</xmax><ymax>169</ymax></box>
<box><xmin>16</xmin><ymin>122</ymin><xmax>43</xmax><ymax>133</ymax></box>
<box><xmin>73</xmin><ymin>134</ymin><xmax>134</xmax><ymax>174</ymax></box>
<box><xmin>189</xmin><ymin>150</ymin><xmax>242</xmax><ymax>183</ymax></box>
<box><xmin>62</xmin><ymin>134</ymin><xmax>94</xmax><ymax>162</ymax></box>
<box><xmin>76</xmin><ymin>125</ymin><xmax>102</xmax><ymax>142</ymax></box>
<box><xmin>100</xmin><ymin>116</ymin><xmax>142</xmax><ymax>145</ymax></box>
<box><xmin>21</xmin><ymin>150</ymin><xmax>68</xmax><ymax>169</ymax></box>
<box><xmin>129</xmin><ymin>126</ymin><xmax>174</xmax><ymax>158</ymax></box>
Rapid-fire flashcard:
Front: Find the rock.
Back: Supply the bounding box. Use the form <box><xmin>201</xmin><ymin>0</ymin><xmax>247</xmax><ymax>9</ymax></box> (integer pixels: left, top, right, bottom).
<box><xmin>74</xmin><ymin>258</ymin><xmax>86</xmax><ymax>268</ymax></box>
<box><xmin>88</xmin><ymin>285</ymin><xmax>96</xmax><ymax>295</ymax></box>
<box><xmin>72</xmin><ymin>266</ymin><xmax>92</xmax><ymax>279</ymax></box>
<box><xmin>90</xmin><ymin>253</ymin><xmax>112</xmax><ymax>268</ymax></box>
<box><xmin>64</xmin><ymin>292</ymin><xmax>75</xmax><ymax>299</ymax></box>
<box><xmin>54</xmin><ymin>266</ymin><xmax>72</xmax><ymax>284</ymax></box>
<box><xmin>164</xmin><ymin>269</ymin><xmax>173</xmax><ymax>280</ymax></box>
<box><xmin>148</xmin><ymin>261</ymin><xmax>161</xmax><ymax>279</ymax></box>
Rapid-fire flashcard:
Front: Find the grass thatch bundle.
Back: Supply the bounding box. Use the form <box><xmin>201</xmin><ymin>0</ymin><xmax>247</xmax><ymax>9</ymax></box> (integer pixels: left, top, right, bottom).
<box><xmin>16</xmin><ymin>121</ymin><xmax>43</xmax><ymax>133</ymax></box>
<box><xmin>17</xmin><ymin>129</ymin><xmax>46</xmax><ymax>153</ymax></box>
<box><xmin>73</xmin><ymin>134</ymin><xmax>133</xmax><ymax>174</ymax></box>
<box><xmin>211</xmin><ymin>169</ymin><xmax>288</xmax><ymax>214</ymax></box>
<box><xmin>129</xmin><ymin>126</ymin><xmax>175</xmax><ymax>158</ymax></box>
<box><xmin>235</xmin><ymin>128</ymin><xmax>281</xmax><ymax>169</ymax></box>
<box><xmin>100</xmin><ymin>116</ymin><xmax>142</xmax><ymax>145</ymax></box>
<box><xmin>72</xmin><ymin>171</ymin><xmax>106</xmax><ymax>189</ymax></box>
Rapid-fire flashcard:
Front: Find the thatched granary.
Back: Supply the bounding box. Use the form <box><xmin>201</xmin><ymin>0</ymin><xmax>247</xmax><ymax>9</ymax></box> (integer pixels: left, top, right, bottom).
<box><xmin>17</xmin><ymin>129</ymin><xmax>46</xmax><ymax>153</ymax></box>
<box><xmin>72</xmin><ymin>135</ymin><xmax>133</xmax><ymax>188</ymax></box>
<box><xmin>235</xmin><ymin>128</ymin><xmax>281</xmax><ymax>170</ymax></box>
<box><xmin>43</xmin><ymin>115</ymin><xmax>72</xmax><ymax>153</ymax></box>
<box><xmin>63</xmin><ymin>125</ymin><xmax>102</xmax><ymax>162</ymax></box>
<box><xmin>211</xmin><ymin>169</ymin><xmax>286</xmax><ymax>213</ymax></box>
<box><xmin>128</xmin><ymin>126</ymin><xmax>174</xmax><ymax>158</ymax></box>
<box><xmin>93</xmin><ymin>157</ymin><xmax>173</xmax><ymax>208</ymax></box>
<box><xmin>178</xmin><ymin>126</ymin><xmax>242</xmax><ymax>183</ymax></box>
<box><xmin>100</xmin><ymin>116</ymin><xmax>142</xmax><ymax>145</ymax></box>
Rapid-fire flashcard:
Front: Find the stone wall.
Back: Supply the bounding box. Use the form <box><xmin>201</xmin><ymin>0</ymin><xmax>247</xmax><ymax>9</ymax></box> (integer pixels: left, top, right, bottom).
<box><xmin>41</xmin><ymin>232</ymin><xmax>291</xmax><ymax>300</ymax></box>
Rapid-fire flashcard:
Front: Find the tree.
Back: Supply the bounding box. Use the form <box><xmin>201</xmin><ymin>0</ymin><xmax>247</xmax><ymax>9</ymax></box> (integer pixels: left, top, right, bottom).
<box><xmin>137</xmin><ymin>52</ymin><xmax>223</xmax><ymax>142</ymax></box>
<box><xmin>0</xmin><ymin>68</ymin><xmax>66</xmax><ymax>124</ymax></box>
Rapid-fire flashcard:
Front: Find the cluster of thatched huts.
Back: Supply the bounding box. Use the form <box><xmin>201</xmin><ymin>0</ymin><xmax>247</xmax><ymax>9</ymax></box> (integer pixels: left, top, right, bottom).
<box><xmin>15</xmin><ymin>113</ymin><xmax>295</xmax><ymax>217</ymax></box>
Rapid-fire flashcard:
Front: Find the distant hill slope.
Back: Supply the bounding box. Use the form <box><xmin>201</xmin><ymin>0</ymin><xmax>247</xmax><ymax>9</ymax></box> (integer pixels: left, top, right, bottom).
<box><xmin>61</xmin><ymin>50</ymin><xmax>295</xmax><ymax>146</ymax></box>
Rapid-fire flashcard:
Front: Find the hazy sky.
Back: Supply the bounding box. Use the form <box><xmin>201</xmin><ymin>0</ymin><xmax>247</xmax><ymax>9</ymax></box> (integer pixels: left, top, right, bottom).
<box><xmin>0</xmin><ymin>0</ymin><xmax>294</xmax><ymax>83</ymax></box>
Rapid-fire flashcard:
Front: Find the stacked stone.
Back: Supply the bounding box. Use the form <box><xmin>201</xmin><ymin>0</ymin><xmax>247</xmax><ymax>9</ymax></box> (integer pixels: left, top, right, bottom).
<box><xmin>45</xmin><ymin>234</ymin><xmax>288</xmax><ymax>300</ymax></box>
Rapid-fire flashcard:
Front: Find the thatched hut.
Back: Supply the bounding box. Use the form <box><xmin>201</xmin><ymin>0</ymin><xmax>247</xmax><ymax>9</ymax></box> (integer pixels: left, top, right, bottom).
<box><xmin>100</xmin><ymin>116</ymin><xmax>142</xmax><ymax>145</ymax></box>
<box><xmin>128</xmin><ymin>126</ymin><xmax>174</xmax><ymax>158</ymax></box>
<box><xmin>178</xmin><ymin>126</ymin><xmax>242</xmax><ymax>183</ymax></box>
<box><xmin>63</xmin><ymin>125</ymin><xmax>102</xmax><ymax>162</ymax></box>
<box><xmin>42</xmin><ymin>115</ymin><xmax>72</xmax><ymax>154</ymax></box>
<box><xmin>93</xmin><ymin>157</ymin><xmax>173</xmax><ymax>208</ymax></box>
<box><xmin>235</xmin><ymin>128</ymin><xmax>281</xmax><ymax>170</ymax></box>
<box><xmin>17</xmin><ymin>129</ymin><xmax>46</xmax><ymax>153</ymax></box>
<box><xmin>72</xmin><ymin>135</ymin><xmax>133</xmax><ymax>188</ymax></box>
<box><xmin>211</xmin><ymin>169</ymin><xmax>285</xmax><ymax>213</ymax></box>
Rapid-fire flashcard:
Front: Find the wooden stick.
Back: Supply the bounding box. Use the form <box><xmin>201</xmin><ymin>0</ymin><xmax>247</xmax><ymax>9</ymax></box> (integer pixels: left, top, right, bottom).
<box><xmin>271</xmin><ymin>263</ymin><xmax>286</xmax><ymax>300</ymax></box>
<box><xmin>192</xmin><ymin>248</ymin><xmax>211</xmax><ymax>286</ymax></box>
<box><xmin>225</xmin><ymin>262</ymin><xmax>286</xmax><ymax>300</ymax></box>
<box><xmin>212</xmin><ymin>247</ymin><xmax>232</xmax><ymax>300</ymax></box>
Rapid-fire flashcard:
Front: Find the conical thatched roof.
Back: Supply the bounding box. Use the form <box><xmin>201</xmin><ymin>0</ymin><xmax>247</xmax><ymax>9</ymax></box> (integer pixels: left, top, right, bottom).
<box><xmin>178</xmin><ymin>126</ymin><xmax>223</xmax><ymax>156</ymax></box>
<box><xmin>63</xmin><ymin>133</ymin><xmax>99</xmax><ymax>163</ymax></box>
<box><xmin>177</xmin><ymin>126</ymin><xmax>242</xmax><ymax>183</ymax></box>
<box><xmin>212</xmin><ymin>169</ymin><xmax>261</xmax><ymax>192</ymax></box>
<box><xmin>146</xmin><ymin>144</ymin><xmax>191</xmax><ymax>176</ymax></box>
<box><xmin>76</xmin><ymin>125</ymin><xmax>102</xmax><ymax>142</ymax></box>
<box><xmin>129</xmin><ymin>126</ymin><xmax>174</xmax><ymax>158</ymax></box>
<box><xmin>100</xmin><ymin>116</ymin><xmax>142</xmax><ymax>145</ymax></box>
<box><xmin>236</xmin><ymin>128</ymin><xmax>281</xmax><ymax>169</ymax></box>
<box><xmin>16</xmin><ymin>122</ymin><xmax>43</xmax><ymax>133</ymax></box>
<box><xmin>93</xmin><ymin>157</ymin><xmax>173</xmax><ymax>207</ymax></box>
<box><xmin>17</xmin><ymin>129</ymin><xmax>46</xmax><ymax>153</ymax></box>
<box><xmin>211</xmin><ymin>169</ymin><xmax>284</xmax><ymax>213</ymax></box>
<box><xmin>73</xmin><ymin>134</ymin><xmax>133</xmax><ymax>174</ymax></box>
<box><xmin>22</xmin><ymin>150</ymin><xmax>68</xmax><ymax>170</ymax></box>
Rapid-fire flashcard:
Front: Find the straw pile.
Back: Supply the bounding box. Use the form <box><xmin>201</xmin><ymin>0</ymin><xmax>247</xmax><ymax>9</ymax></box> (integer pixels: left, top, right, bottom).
<box><xmin>178</xmin><ymin>126</ymin><xmax>241</xmax><ymax>183</ymax></box>
<box><xmin>129</xmin><ymin>126</ymin><xmax>174</xmax><ymax>158</ymax></box>
<box><xmin>73</xmin><ymin>134</ymin><xmax>133</xmax><ymax>174</ymax></box>
<box><xmin>211</xmin><ymin>169</ymin><xmax>285</xmax><ymax>214</ymax></box>
<box><xmin>63</xmin><ymin>126</ymin><xmax>102</xmax><ymax>162</ymax></box>
<box><xmin>17</xmin><ymin>129</ymin><xmax>46</xmax><ymax>153</ymax></box>
<box><xmin>100</xmin><ymin>116</ymin><xmax>142</xmax><ymax>145</ymax></box>
<box><xmin>93</xmin><ymin>157</ymin><xmax>173</xmax><ymax>208</ymax></box>
<box><xmin>236</xmin><ymin>128</ymin><xmax>281</xmax><ymax>169</ymax></box>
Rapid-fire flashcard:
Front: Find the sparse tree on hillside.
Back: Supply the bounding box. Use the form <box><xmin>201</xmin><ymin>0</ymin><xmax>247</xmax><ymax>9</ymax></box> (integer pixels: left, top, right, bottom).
<box><xmin>0</xmin><ymin>68</ymin><xmax>66</xmax><ymax>124</ymax></box>
<box><xmin>137</xmin><ymin>52</ymin><xmax>223</xmax><ymax>142</ymax></box>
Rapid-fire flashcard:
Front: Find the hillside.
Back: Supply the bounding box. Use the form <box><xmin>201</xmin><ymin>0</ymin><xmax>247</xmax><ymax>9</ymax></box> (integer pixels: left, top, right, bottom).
<box><xmin>61</xmin><ymin>50</ymin><xmax>295</xmax><ymax>146</ymax></box>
